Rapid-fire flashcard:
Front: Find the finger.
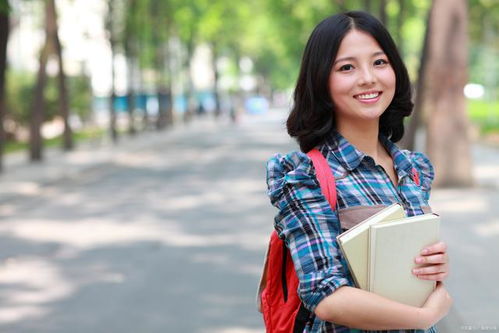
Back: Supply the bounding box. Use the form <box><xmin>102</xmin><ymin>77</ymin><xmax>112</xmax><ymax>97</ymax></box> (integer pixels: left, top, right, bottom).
<box><xmin>416</xmin><ymin>272</ymin><xmax>448</xmax><ymax>281</ymax></box>
<box><xmin>412</xmin><ymin>264</ymin><xmax>447</xmax><ymax>275</ymax></box>
<box><xmin>421</xmin><ymin>241</ymin><xmax>447</xmax><ymax>255</ymax></box>
<box><xmin>415</xmin><ymin>253</ymin><xmax>448</xmax><ymax>264</ymax></box>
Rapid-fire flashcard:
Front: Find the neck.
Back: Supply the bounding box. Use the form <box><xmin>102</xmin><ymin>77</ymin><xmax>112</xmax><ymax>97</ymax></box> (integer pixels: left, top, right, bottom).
<box><xmin>336</xmin><ymin>118</ymin><xmax>384</xmax><ymax>160</ymax></box>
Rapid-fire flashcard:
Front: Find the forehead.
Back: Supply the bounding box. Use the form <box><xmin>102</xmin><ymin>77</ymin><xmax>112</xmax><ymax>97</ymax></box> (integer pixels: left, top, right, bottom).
<box><xmin>335</xmin><ymin>29</ymin><xmax>384</xmax><ymax>59</ymax></box>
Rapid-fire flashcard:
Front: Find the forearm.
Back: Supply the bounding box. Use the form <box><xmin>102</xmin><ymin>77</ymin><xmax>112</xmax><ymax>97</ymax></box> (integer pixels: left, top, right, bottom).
<box><xmin>314</xmin><ymin>286</ymin><xmax>432</xmax><ymax>330</ymax></box>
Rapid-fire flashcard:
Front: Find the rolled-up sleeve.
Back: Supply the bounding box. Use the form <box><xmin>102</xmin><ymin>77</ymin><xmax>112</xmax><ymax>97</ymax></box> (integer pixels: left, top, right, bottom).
<box><xmin>266</xmin><ymin>151</ymin><xmax>353</xmax><ymax>312</ymax></box>
<box><xmin>410</xmin><ymin>152</ymin><xmax>435</xmax><ymax>201</ymax></box>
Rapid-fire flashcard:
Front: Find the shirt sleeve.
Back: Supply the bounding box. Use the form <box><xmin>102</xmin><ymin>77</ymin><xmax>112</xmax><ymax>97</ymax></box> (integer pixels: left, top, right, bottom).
<box><xmin>266</xmin><ymin>151</ymin><xmax>353</xmax><ymax>312</ymax></box>
<box><xmin>409</xmin><ymin>152</ymin><xmax>435</xmax><ymax>201</ymax></box>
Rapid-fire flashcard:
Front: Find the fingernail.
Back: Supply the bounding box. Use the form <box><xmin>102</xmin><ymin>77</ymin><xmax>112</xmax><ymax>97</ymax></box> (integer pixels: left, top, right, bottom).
<box><xmin>413</xmin><ymin>269</ymin><xmax>420</xmax><ymax>274</ymax></box>
<box><xmin>416</xmin><ymin>257</ymin><xmax>424</xmax><ymax>264</ymax></box>
<box><xmin>421</xmin><ymin>248</ymin><xmax>429</xmax><ymax>255</ymax></box>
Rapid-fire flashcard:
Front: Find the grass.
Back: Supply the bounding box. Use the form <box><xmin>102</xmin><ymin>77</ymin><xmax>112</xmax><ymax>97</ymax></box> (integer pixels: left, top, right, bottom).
<box><xmin>467</xmin><ymin>99</ymin><xmax>499</xmax><ymax>134</ymax></box>
<box><xmin>4</xmin><ymin>127</ymin><xmax>106</xmax><ymax>154</ymax></box>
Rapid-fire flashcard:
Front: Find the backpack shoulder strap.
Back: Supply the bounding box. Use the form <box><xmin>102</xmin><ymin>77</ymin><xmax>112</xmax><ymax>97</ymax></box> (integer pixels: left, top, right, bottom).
<box><xmin>306</xmin><ymin>148</ymin><xmax>337</xmax><ymax>210</ymax></box>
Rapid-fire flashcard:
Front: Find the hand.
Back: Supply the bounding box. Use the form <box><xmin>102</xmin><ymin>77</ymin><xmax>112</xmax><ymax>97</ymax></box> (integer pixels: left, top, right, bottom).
<box><xmin>419</xmin><ymin>282</ymin><xmax>453</xmax><ymax>329</ymax></box>
<box><xmin>412</xmin><ymin>241</ymin><xmax>449</xmax><ymax>281</ymax></box>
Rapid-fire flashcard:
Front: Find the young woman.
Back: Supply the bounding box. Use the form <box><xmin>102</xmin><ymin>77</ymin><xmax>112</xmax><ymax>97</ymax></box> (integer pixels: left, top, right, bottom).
<box><xmin>266</xmin><ymin>11</ymin><xmax>452</xmax><ymax>332</ymax></box>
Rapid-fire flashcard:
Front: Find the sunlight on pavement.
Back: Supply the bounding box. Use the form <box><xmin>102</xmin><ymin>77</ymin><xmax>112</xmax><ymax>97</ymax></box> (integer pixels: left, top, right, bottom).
<box><xmin>163</xmin><ymin>192</ymin><xmax>228</xmax><ymax>210</ymax></box>
<box><xmin>0</xmin><ymin>204</ymin><xmax>16</xmax><ymax>216</ymax></box>
<box><xmin>0</xmin><ymin>219</ymin><xmax>228</xmax><ymax>248</ymax></box>
<box><xmin>0</xmin><ymin>182</ymin><xmax>41</xmax><ymax>197</ymax></box>
<box><xmin>0</xmin><ymin>257</ymin><xmax>126</xmax><ymax>325</ymax></box>
<box><xmin>0</xmin><ymin>218</ymin><xmax>268</xmax><ymax>252</ymax></box>
<box><xmin>474</xmin><ymin>219</ymin><xmax>499</xmax><ymax>237</ymax></box>
<box><xmin>0</xmin><ymin>257</ymin><xmax>73</xmax><ymax>324</ymax></box>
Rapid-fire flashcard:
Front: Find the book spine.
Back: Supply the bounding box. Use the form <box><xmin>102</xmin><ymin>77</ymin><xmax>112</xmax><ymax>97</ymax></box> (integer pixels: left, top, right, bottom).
<box><xmin>368</xmin><ymin>226</ymin><xmax>375</xmax><ymax>291</ymax></box>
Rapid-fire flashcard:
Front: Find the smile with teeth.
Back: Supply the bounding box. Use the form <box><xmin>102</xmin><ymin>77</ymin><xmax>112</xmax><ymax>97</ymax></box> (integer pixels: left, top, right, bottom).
<box><xmin>355</xmin><ymin>92</ymin><xmax>381</xmax><ymax>100</ymax></box>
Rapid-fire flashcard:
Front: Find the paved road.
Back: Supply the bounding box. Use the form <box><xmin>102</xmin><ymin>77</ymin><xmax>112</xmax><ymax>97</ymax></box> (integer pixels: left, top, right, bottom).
<box><xmin>0</xmin><ymin>111</ymin><xmax>497</xmax><ymax>332</ymax></box>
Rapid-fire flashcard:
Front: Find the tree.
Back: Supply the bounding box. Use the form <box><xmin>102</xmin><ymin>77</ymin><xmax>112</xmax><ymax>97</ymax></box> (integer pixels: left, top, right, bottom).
<box><xmin>30</xmin><ymin>4</ymin><xmax>50</xmax><ymax>161</ymax></box>
<box><xmin>379</xmin><ymin>0</ymin><xmax>387</xmax><ymax>26</ymax></box>
<box><xmin>424</xmin><ymin>0</ymin><xmax>473</xmax><ymax>187</ymax></box>
<box><xmin>123</xmin><ymin>0</ymin><xmax>139</xmax><ymax>135</ymax></box>
<box><xmin>106</xmin><ymin>0</ymin><xmax>118</xmax><ymax>142</ymax></box>
<box><xmin>49</xmin><ymin>0</ymin><xmax>72</xmax><ymax>150</ymax></box>
<box><xmin>401</xmin><ymin>3</ymin><xmax>432</xmax><ymax>150</ymax></box>
<box><xmin>148</xmin><ymin>0</ymin><xmax>174</xmax><ymax>129</ymax></box>
<box><xmin>174</xmin><ymin>0</ymin><xmax>204</xmax><ymax>122</ymax></box>
<box><xmin>29</xmin><ymin>0</ymin><xmax>72</xmax><ymax>161</ymax></box>
<box><xmin>0</xmin><ymin>0</ymin><xmax>9</xmax><ymax>172</ymax></box>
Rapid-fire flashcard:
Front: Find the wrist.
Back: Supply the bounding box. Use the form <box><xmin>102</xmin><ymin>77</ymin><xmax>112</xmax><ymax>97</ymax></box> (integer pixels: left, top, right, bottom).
<box><xmin>416</xmin><ymin>308</ymin><xmax>435</xmax><ymax>330</ymax></box>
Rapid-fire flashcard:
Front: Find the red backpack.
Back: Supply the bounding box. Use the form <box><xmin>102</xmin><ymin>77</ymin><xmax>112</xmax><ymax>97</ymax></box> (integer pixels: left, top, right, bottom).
<box><xmin>257</xmin><ymin>148</ymin><xmax>338</xmax><ymax>333</ymax></box>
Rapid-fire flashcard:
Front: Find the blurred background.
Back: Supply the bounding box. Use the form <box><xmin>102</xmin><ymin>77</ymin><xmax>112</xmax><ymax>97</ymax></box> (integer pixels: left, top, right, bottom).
<box><xmin>0</xmin><ymin>0</ymin><xmax>497</xmax><ymax>332</ymax></box>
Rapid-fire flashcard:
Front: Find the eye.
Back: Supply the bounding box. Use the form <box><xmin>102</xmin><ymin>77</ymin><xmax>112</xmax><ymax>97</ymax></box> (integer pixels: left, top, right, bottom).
<box><xmin>374</xmin><ymin>59</ymin><xmax>389</xmax><ymax>66</ymax></box>
<box><xmin>339</xmin><ymin>64</ymin><xmax>354</xmax><ymax>71</ymax></box>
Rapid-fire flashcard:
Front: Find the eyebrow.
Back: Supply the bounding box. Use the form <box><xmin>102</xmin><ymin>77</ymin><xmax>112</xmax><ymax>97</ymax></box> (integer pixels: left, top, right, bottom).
<box><xmin>333</xmin><ymin>51</ymin><xmax>386</xmax><ymax>65</ymax></box>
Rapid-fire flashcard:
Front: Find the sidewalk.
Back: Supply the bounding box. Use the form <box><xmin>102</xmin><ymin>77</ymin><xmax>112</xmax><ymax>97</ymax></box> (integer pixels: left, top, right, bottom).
<box><xmin>0</xmin><ymin>117</ymin><xmax>223</xmax><ymax>201</ymax></box>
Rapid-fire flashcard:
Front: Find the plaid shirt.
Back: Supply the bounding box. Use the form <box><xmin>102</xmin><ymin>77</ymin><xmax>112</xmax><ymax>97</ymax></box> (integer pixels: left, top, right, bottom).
<box><xmin>266</xmin><ymin>131</ymin><xmax>437</xmax><ymax>333</ymax></box>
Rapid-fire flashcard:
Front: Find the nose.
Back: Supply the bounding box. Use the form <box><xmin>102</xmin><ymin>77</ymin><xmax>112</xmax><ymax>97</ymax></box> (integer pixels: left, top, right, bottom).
<box><xmin>358</xmin><ymin>66</ymin><xmax>376</xmax><ymax>86</ymax></box>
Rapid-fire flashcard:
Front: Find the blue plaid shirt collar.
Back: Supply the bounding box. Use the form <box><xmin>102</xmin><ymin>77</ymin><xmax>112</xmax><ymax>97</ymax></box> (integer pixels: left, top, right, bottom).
<box><xmin>325</xmin><ymin>131</ymin><xmax>414</xmax><ymax>179</ymax></box>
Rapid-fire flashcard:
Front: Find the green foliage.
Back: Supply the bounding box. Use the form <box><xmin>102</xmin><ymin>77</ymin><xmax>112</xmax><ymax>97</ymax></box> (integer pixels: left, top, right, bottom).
<box><xmin>468</xmin><ymin>99</ymin><xmax>499</xmax><ymax>134</ymax></box>
<box><xmin>6</xmin><ymin>70</ymin><xmax>92</xmax><ymax>126</ymax></box>
<box><xmin>6</xmin><ymin>70</ymin><xmax>35</xmax><ymax>124</ymax></box>
<box><xmin>0</xmin><ymin>0</ymin><xmax>9</xmax><ymax>14</ymax></box>
<box><xmin>68</xmin><ymin>74</ymin><xmax>92</xmax><ymax>122</ymax></box>
<box><xmin>4</xmin><ymin>0</ymin><xmax>498</xmax><ymax>138</ymax></box>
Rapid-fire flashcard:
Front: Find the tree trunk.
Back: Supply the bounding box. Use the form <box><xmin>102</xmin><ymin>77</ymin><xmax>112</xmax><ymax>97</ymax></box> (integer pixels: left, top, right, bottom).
<box><xmin>155</xmin><ymin>45</ymin><xmax>167</xmax><ymax>130</ymax></box>
<box><xmin>165</xmin><ymin>84</ymin><xmax>174</xmax><ymax>127</ymax></box>
<box><xmin>425</xmin><ymin>0</ymin><xmax>472</xmax><ymax>187</ymax></box>
<box><xmin>165</xmin><ymin>40</ymin><xmax>174</xmax><ymax>128</ymax></box>
<box><xmin>0</xmin><ymin>1</ymin><xmax>9</xmax><ymax>172</ymax></box>
<box><xmin>30</xmin><ymin>0</ymin><xmax>56</xmax><ymax>162</ymax></box>
<box><xmin>125</xmin><ymin>53</ymin><xmax>136</xmax><ymax>135</ymax></box>
<box><xmin>233</xmin><ymin>51</ymin><xmax>244</xmax><ymax>122</ymax></box>
<box><xmin>400</xmin><ymin>4</ymin><xmax>432</xmax><ymax>150</ymax></box>
<box><xmin>126</xmin><ymin>88</ymin><xmax>136</xmax><ymax>135</ymax></box>
<box><xmin>48</xmin><ymin>0</ymin><xmax>72</xmax><ymax>150</ymax></box>
<box><xmin>211</xmin><ymin>42</ymin><xmax>221</xmax><ymax>118</ymax></box>
<box><xmin>183</xmin><ymin>39</ymin><xmax>195</xmax><ymax>123</ymax></box>
<box><xmin>109</xmin><ymin>62</ymin><xmax>117</xmax><ymax>141</ymax></box>
<box><xmin>30</xmin><ymin>42</ymin><xmax>50</xmax><ymax>162</ymax></box>
<box><xmin>334</xmin><ymin>0</ymin><xmax>347</xmax><ymax>11</ymax></box>
<box><xmin>379</xmin><ymin>0</ymin><xmax>387</xmax><ymax>26</ymax></box>
<box><xmin>363</xmin><ymin>0</ymin><xmax>371</xmax><ymax>12</ymax></box>
<box><xmin>107</xmin><ymin>0</ymin><xmax>118</xmax><ymax>142</ymax></box>
<box><xmin>395</xmin><ymin>0</ymin><xmax>405</xmax><ymax>58</ymax></box>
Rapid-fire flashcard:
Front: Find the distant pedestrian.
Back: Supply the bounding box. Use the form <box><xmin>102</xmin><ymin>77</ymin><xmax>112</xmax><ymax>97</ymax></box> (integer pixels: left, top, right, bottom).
<box><xmin>263</xmin><ymin>11</ymin><xmax>451</xmax><ymax>332</ymax></box>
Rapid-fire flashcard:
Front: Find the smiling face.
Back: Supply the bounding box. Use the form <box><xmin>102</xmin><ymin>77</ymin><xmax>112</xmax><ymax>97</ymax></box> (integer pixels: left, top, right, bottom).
<box><xmin>329</xmin><ymin>29</ymin><xmax>396</xmax><ymax>126</ymax></box>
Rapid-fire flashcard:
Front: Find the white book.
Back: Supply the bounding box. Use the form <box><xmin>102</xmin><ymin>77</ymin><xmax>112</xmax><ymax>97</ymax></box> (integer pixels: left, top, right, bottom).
<box><xmin>336</xmin><ymin>203</ymin><xmax>406</xmax><ymax>290</ymax></box>
<box><xmin>368</xmin><ymin>214</ymin><xmax>440</xmax><ymax>307</ymax></box>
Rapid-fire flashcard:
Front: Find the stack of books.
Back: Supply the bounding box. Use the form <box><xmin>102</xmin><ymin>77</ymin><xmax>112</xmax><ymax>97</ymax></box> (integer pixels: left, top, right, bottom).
<box><xmin>336</xmin><ymin>203</ymin><xmax>440</xmax><ymax>307</ymax></box>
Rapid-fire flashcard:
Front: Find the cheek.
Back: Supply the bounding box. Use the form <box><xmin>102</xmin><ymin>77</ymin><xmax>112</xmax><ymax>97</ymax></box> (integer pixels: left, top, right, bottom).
<box><xmin>329</xmin><ymin>74</ymin><xmax>355</xmax><ymax>101</ymax></box>
<box><xmin>381</xmin><ymin>68</ymin><xmax>396</xmax><ymax>91</ymax></box>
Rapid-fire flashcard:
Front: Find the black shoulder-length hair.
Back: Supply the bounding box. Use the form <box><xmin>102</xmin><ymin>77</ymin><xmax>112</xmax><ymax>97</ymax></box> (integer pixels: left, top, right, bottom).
<box><xmin>287</xmin><ymin>11</ymin><xmax>413</xmax><ymax>152</ymax></box>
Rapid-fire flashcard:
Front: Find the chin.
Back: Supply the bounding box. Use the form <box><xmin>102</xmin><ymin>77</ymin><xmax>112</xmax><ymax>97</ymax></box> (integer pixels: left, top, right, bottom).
<box><xmin>357</xmin><ymin>109</ymin><xmax>385</xmax><ymax>120</ymax></box>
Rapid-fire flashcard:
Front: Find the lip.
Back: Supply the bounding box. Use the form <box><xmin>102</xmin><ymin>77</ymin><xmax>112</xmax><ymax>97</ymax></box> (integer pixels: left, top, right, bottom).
<box><xmin>354</xmin><ymin>91</ymin><xmax>382</xmax><ymax>104</ymax></box>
